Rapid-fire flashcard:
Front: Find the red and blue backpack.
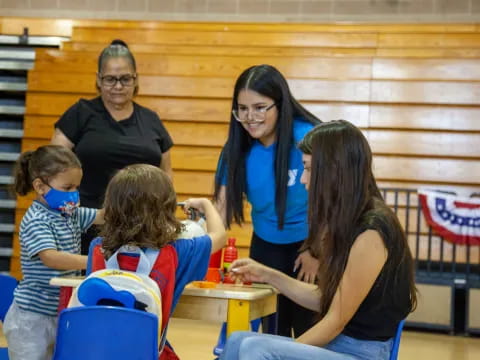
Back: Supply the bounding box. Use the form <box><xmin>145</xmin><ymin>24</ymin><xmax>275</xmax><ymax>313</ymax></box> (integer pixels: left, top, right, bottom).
<box><xmin>80</xmin><ymin>241</ymin><xmax>180</xmax><ymax>360</ymax></box>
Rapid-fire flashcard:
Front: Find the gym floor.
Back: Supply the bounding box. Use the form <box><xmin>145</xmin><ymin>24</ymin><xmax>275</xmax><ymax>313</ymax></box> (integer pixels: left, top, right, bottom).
<box><xmin>2</xmin><ymin>318</ymin><xmax>480</xmax><ymax>359</ymax></box>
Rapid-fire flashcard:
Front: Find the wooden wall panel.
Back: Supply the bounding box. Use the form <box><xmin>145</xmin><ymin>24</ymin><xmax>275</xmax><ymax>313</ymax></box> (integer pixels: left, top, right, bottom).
<box><xmin>66</xmin><ymin>23</ymin><xmax>480</xmax><ymax>34</ymax></box>
<box><xmin>369</xmin><ymin>105</ymin><xmax>480</xmax><ymax>131</ymax></box>
<box><xmin>27</xmin><ymin>71</ymin><xmax>372</xmax><ymax>102</ymax></box>
<box><xmin>34</xmin><ymin>50</ymin><xmax>480</xmax><ymax>82</ymax></box>
<box><xmin>24</xmin><ymin>116</ymin><xmax>479</xmax><ymax>158</ymax></box>
<box><xmin>25</xmin><ymin>93</ymin><xmax>232</xmax><ymax>122</ymax></box>
<box><xmin>372</xmin><ymin>58</ymin><xmax>480</xmax><ymax>80</ymax></box>
<box><xmin>71</xmin><ymin>28</ymin><xmax>379</xmax><ymax>48</ymax></box>
<box><xmin>24</xmin><ymin>94</ymin><xmax>372</xmax><ymax>128</ymax></box>
<box><xmin>3</xmin><ymin>17</ymin><xmax>478</xmax><ymax>37</ymax></box>
<box><xmin>378</xmin><ymin>33</ymin><xmax>480</xmax><ymax>48</ymax></box>
<box><xmin>62</xmin><ymin>41</ymin><xmax>480</xmax><ymax>59</ymax></box>
<box><xmin>366</xmin><ymin>130</ymin><xmax>480</xmax><ymax>158</ymax></box>
<box><xmin>373</xmin><ymin>157</ymin><xmax>480</xmax><ymax>185</ymax></box>
<box><xmin>22</xmin><ymin>96</ymin><xmax>480</xmax><ymax>135</ymax></box>
<box><xmin>61</xmin><ymin>42</ymin><xmax>379</xmax><ymax>58</ymax></box>
<box><xmin>376</xmin><ymin>47</ymin><xmax>480</xmax><ymax>58</ymax></box>
<box><xmin>371</xmin><ymin>81</ymin><xmax>480</xmax><ymax>105</ymax></box>
<box><xmin>34</xmin><ymin>49</ymin><xmax>373</xmax><ymax>79</ymax></box>
<box><xmin>378</xmin><ymin>181</ymin><xmax>480</xmax><ymax>197</ymax></box>
<box><xmin>169</xmin><ymin>149</ymin><xmax>480</xmax><ymax>184</ymax></box>
<box><xmin>10</xmin><ymin>19</ymin><xmax>480</xmax><ymax>278</ymax></box>
<box><xmin>27</xmin><ymin>71</ymin><xmax>480</xmax><ymax>110</ymax></box>
<box><xmin>0</xmin><ymin>17</ymin><xmax>76</xmax><ymax>36</ymax></box>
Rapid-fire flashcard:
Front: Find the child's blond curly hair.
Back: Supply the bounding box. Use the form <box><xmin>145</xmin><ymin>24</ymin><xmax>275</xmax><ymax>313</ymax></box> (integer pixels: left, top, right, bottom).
<box><xmin>100</xmin><ymin>164</ymin><xmax>183</xmax><ymax>259</ymax></box>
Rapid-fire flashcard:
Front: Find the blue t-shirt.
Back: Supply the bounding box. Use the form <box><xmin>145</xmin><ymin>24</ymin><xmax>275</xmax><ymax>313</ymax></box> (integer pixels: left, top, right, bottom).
<box><xmin>219</xmin><ymin>118</ymin><xmax>314</xmax><ymax>244</ymax></box>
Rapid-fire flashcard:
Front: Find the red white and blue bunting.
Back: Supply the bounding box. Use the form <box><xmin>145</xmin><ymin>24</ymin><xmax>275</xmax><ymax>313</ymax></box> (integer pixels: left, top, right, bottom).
<box><xmin>418</xmin><ymin>189</ymin><xmax>480</xmax><ymax>246</ymax></box>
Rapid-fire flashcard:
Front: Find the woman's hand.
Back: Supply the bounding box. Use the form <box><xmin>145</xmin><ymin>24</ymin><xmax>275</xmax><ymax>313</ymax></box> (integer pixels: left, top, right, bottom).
<box><xmin>229</xmin><ymin>258</ymin><xmax>275</xmax><ymax>284</ymax></box>
<box><xmin>294</xmin><ymin>250</ymin><xmax>319</xmax><ymax>284</ymax></box>
<box><xmin>232</xmin><ymin>258</ymin><xmax>321</xmax><ymax>311</ymax></box>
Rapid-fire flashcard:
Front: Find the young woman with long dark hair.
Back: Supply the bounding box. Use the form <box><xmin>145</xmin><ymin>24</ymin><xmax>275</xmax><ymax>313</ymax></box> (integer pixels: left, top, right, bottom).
<box><xmin>214</xmin><ymin>64</ymin><xmax>321</xmax><ymax>336</ymax></box>
<box><xmin>220</xmin><ymin>120</ymin><xmax>417</xmax><ymax>360</ymax></box>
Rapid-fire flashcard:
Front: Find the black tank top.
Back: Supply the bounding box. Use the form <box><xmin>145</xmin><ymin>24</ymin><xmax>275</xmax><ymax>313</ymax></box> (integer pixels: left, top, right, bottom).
<box><xmin>342</xmin><ymin>203</ymin><xmax>413</xmax><ymax>341</ymax></box>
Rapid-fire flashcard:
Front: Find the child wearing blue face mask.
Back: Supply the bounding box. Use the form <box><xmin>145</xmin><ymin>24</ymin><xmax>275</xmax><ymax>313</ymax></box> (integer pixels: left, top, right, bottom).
<box><xmin>3</xmin><ymin>145</ymin><xmax>104</xmax><ymax>360</ymax></box>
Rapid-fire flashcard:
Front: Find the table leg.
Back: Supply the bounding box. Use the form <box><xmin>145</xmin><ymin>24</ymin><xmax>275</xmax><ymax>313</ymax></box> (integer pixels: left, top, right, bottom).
<box><xmin>226</xmin><ymin>299</ymin><xmax>251</xmax><ymax>337</ymax></box>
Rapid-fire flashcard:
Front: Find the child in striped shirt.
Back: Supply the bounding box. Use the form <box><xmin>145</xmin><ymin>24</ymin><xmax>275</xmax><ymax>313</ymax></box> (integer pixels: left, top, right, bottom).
<box><xmin>3</xmin><ymin>145</ymin><xmax>104</xmax><ymax>360</ymax></box>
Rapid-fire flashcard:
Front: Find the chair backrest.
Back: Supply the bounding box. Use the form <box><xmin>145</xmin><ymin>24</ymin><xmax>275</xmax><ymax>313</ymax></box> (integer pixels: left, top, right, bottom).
<box><xmin>389</xmin><ymin>319</ymin><xmax>406</xmax><ymax>360</ymax></box>
<box><xmin>53</xmin><ymin>306</ymin><xmax>158</xmax><ymax>360</ymax></box>
<box><xmin>0</xmin><ymin>347</ymin><xmax>9</xmax><ymax>360</ymax></box>
<box><xmin>0</xmin><ymin>274</ymin><xmax>18</xmax><ymax>322</ymax></box>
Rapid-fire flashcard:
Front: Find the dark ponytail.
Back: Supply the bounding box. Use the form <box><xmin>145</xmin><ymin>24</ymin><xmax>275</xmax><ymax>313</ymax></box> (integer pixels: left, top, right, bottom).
<box><xmin>110</xmin><ymin>39</ymin><xmax>129</xmax><ymax>48</ymax></box>
<box><xmin>13</xmin><ymin>145</ymin><xmax>81</xmax><ymax>196</ymax></box>
<box><xmin>14</xmin><ymin>151</ymin><xmax>35</xmax><ymax>196</ymax></box>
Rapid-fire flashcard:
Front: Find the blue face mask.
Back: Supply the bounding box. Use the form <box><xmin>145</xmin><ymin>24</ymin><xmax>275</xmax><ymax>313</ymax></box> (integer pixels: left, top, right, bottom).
<box><xmin>43</xmin><ymin>187</ymin><xmax>80</xmax><ymax>216</ymax></box>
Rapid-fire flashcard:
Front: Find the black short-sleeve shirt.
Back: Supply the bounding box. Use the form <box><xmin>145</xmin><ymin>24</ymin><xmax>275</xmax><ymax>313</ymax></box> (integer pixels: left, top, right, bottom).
<box><xmin>342</xmin><ymin>201</ymin><xmax>413</xmax><ymax>341</ymax></box>
<box><xmin>55</xmin><ymin>97</ymin><xmax>173</xmax><ymax>208</ymax></box>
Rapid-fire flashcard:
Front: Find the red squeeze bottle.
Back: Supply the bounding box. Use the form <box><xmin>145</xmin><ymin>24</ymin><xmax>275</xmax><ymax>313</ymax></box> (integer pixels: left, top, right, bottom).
<box><xmin>223</xmin><ymin>238</ymin><xmax>238</xmax><ymax>284</ymax></box>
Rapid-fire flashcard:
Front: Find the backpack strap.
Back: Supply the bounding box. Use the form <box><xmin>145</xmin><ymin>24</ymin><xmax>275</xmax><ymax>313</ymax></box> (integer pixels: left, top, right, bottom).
<box><xmin>159</xmin><ymin>323</ymin><xmax>168</xmax><ymax>354</ymax></box>
<box><xmin>150</xmin><ymin>245</ymin><xmax>178</xmax><ymax>359</ymax></box>
<box><xmin>106</xmin><ymin>245</ymin><xmax>160</xmax><ymax>275</ymax></box>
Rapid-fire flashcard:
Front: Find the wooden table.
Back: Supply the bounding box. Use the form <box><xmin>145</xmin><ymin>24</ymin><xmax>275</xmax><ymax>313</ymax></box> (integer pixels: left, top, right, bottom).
<box><xmin>50</xmin><ymin>277</ymin><xmax>276</xmax><ymax>336</ymax></box>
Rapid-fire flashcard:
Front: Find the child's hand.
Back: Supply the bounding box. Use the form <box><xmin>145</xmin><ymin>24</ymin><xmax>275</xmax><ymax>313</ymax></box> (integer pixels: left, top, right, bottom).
<box><xmin>182</xmin><ymin>198</ymin><xmax>209</xmax><ymax>216</ymax></box>
<box><xmin>182</xmin><ymin>198</ymin><xmax>226</xmax><ymax>253</ymax></box>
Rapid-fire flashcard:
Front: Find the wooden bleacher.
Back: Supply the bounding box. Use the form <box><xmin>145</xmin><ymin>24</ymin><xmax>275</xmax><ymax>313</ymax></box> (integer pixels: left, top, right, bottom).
<box><xmin>3</xmin><ymin>18</ymin><xmax>479</xmax><ymax>281</ymax></box>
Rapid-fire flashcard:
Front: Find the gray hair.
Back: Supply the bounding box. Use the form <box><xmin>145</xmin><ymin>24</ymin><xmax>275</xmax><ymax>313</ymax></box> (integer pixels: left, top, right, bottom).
<box><xmin>96</xmin><ymin>40</ymin><xmax>138</xmax><ymax>95</ymax></box>
<box><xmin>97</xmin><ymin>40</ymin><xmax>136</xmax><ymax>73</ymax></box>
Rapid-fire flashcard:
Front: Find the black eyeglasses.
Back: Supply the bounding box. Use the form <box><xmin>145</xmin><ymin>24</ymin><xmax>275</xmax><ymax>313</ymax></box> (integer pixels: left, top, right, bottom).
<box><xmin>100</xmin><ymin>74</ymin><xmax>136</xmax><ymax>87</ymax></box>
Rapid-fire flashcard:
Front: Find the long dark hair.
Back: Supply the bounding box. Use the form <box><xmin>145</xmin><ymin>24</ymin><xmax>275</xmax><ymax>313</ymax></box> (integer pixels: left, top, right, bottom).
<box><xmin>213</xmin><ymin>64</ymin><xmax>320</xmax><ymax>228</ymax></box>
<box><xmin>14</xmin><ymin>145</ymin><xmax>81</xmax><ymax>196</ymax></box>
<box><xmin>100</xmin><ymin>164</ymin><xmax>183</xmax><ymax>259</ymax></box>
<box><xmin>298</xmin><ymin>120</ymin><xmax>417</xmax><ymax>318</ymax></box>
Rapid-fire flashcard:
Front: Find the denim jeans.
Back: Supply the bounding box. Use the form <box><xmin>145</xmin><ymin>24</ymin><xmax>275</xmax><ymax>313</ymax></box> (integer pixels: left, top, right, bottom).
<box><xmin>219</xmin><ymin>331</ymin><xmax>393</xmax><ymax>360</ymax></box>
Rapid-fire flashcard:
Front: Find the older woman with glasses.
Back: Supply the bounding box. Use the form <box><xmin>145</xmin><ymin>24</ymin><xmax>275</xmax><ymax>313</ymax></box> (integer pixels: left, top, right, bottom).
<box><xmin>214</xmin><ymin>64</ymin><xmax>321</xmax><ymax>337</ymax></box>
<box><xmin>52</xmin><ymin>39</ymin><xmax>173</xmax><ymax>255</ymax></box>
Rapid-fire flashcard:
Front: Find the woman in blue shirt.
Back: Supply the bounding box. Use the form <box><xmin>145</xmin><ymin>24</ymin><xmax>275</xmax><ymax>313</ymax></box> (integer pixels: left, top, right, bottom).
<box><xmin>214</xmin><ymin>64</ymin><xmax>321</xmax><ymax>337</ymax></box>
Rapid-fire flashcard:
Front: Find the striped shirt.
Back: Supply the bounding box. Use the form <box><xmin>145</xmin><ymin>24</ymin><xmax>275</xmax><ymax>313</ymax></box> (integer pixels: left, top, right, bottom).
<box><xmin>14</xmin><ymin>200</ymin><xmax>96</xmax><ymax>316</ymax></box>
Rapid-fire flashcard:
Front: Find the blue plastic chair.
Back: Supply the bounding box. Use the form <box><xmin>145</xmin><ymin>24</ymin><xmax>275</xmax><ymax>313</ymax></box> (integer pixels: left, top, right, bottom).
<box><xmin>389</xmin><ymin>319</ymin><xmax>406</xmax><ymax>360</ymax></box>
<box><xmin>213</xmin><ymin>318</ymin><xmax>261</xmax><ymax>356</ymax></box>
<box><xmin>53</xmin><ymin>306</ymin><xmax>158</xmax><ymax>360</ymax></box>
<box><xmin>0</xmin><ymin>274</ymin><xmax>17</xmax><ymax>322</ymax></box>
<box><xmin>0</xmin><ymin>348</ymin><xmax>8</xmax><ymax>360</ymax></box>
<box><xmin>0</xmin><ymin>274</ymin><xmax>16</xmax><ymax>360</ymax></box>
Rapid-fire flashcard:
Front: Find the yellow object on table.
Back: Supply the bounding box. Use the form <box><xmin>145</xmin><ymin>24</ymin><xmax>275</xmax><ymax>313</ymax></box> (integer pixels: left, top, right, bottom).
<box><xmin>190</xmin><ymin>281</ymin><xmax>217</xmax><ymax>288</ymax></box>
